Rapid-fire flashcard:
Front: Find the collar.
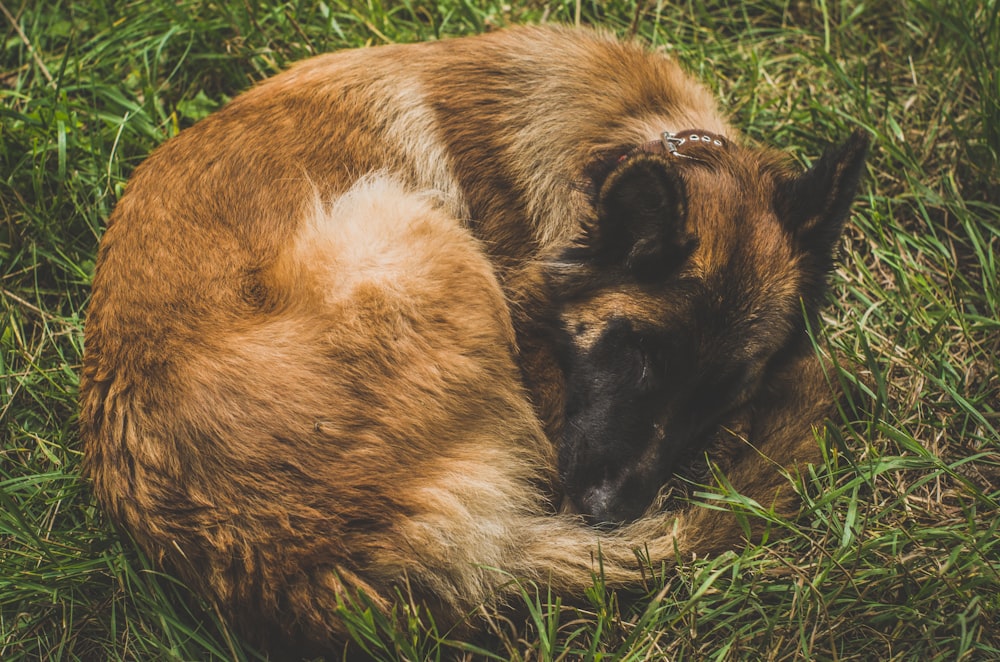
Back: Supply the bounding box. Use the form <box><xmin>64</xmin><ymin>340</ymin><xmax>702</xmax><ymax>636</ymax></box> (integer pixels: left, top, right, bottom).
<box><xmin>660</xmin><ymin>129</ymin><xmax>728</xmax><ymax>156</ymax></box>
<box><xmin>623</xmin><ymin>129</ymin><xmax>730</xmax><ymax>162</ymax></box>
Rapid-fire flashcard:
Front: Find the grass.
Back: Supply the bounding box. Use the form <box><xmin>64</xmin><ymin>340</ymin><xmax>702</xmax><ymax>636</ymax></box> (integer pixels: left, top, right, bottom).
<box><xmin>2</xmin><ymin>0</ymin><xmax>998</xmax><ymax>659</ymax></box>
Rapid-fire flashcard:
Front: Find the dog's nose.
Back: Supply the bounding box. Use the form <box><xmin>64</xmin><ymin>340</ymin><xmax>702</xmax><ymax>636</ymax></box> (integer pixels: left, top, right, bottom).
<box><xmin>579</xmin><ymin>483</ymin><xmax>617</xmax><ymax>525</ymax></box>
<box><xmin>577</xmin><ymin>480</ymin><xmax>646</xmax><ymax>527</ymax></box>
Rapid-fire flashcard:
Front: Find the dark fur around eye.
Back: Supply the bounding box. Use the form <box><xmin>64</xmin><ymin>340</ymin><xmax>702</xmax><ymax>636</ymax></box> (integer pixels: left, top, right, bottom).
<box><xmin>584</xmin><ymin>319</ymin><xmax>669</xmax><ymax>393</ymax></box>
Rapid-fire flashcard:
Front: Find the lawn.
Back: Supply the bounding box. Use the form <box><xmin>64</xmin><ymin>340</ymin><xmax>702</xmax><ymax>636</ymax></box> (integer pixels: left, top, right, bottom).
<box><xmin>2</xmin><ymin>0</ymin><xmax>998</xmax><ymax>659</ymax></box>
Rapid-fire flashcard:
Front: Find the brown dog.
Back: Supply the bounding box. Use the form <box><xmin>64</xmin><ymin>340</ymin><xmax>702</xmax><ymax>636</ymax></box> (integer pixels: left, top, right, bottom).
<box><xmin>79</xmin><ymin>25</ymin><xmax>867</xmax><ymax>654</ymax></box>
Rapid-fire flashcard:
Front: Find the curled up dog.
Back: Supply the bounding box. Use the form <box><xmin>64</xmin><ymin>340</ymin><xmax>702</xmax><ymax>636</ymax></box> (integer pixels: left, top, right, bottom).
<box><xmin>79</xmin><ymin>25</ymin><xmax>868</xmax><ymax>656</ymax></box>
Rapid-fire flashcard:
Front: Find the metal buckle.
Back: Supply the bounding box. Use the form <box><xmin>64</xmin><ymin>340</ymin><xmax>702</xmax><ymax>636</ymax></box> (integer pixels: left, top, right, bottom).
<box><xmin>661</xmin><ymin>131</ymin><xmax>685</xmax><ymax>156</ymax></box>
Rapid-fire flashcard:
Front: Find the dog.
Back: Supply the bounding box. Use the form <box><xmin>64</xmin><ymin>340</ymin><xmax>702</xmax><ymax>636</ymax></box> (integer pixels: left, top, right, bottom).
<box><xmin>79</xmin><ymin>25</ymin><xmax>867</xmax><ymax>655</ymax></box>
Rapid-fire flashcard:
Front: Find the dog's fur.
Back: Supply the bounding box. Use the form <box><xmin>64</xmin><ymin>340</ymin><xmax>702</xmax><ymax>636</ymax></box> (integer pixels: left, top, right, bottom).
<box><xmin>79</xmin><ymin>25</ymin><xmax>867</xmax><ymax>655</ymax></box>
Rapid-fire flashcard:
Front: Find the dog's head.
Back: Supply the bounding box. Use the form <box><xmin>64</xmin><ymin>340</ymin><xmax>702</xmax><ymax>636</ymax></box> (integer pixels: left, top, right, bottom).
<box><xmin>549</xmin><ymin>130</ymin><xmax>869</xmax><ymax>525</ymax></box>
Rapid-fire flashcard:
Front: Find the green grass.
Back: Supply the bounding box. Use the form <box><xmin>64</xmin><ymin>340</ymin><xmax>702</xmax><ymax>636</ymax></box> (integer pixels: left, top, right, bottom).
<box><xmin>2</xmin><ymin>0</ymin><xmax>998</xmax><ymax>659</ymax></box>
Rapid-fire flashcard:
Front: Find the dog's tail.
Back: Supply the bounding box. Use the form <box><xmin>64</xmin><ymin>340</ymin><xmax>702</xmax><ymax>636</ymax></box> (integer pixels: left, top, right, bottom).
<box><xmin>329</xmin><ymin>336</ymin><xmax>830</xmax><ymax>643</ymax></box>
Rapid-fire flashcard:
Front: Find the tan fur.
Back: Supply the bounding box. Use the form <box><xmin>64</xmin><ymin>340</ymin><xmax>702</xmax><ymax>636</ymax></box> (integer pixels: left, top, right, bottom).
<box><xmin>80</xmin><ymin>26</ymin><xmax>840</xmax><ymax>654</ymax></box>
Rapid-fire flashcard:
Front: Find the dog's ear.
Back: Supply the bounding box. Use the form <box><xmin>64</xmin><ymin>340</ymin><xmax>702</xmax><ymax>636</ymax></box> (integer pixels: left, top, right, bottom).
<box><xmin>779</xmin><ymin>130</ymin><xmax>870</xmax><ymax>261</ymax></box>
<box><xmin>590</xmin><ymin>155</ymin><xmax>696</xmax><ymax>279</ymax></box>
